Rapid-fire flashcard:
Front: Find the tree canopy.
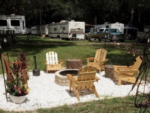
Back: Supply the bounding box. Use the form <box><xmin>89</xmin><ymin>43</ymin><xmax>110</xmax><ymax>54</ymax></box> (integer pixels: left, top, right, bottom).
<box><xmin>0</xmin><ymin>0</ymin><xmax>150</xmax><ymax>30</ymax></box>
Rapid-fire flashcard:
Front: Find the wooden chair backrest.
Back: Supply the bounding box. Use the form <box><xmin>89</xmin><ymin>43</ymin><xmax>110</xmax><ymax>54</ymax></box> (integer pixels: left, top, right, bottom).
<box><xmin>1</xmin><ymin>54</ymin><xmax>12</xmax><ymax>76</ymax></box>
<box><xmin>94</xmin><ymin>49</ymin><xmax>107</xmax><ymax>63</ymax></box>
<box><xmin>77</xmin><ymin>66</ymin><xmax>97</xmax><ymax>89</ymax></box>
<box><xmin>131</xmin><ymin>56</ymin><xmax>143</xmax><ymax>70</ymax></box>
<box><xmin>46</xmin><ymin>51</ymin><xmax>58</xmax><ymax>65</ymax></box>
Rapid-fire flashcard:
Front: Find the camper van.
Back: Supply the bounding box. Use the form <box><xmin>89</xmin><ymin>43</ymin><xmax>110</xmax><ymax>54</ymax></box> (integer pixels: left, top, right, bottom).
<box><xmin>31</xmin><ymin>26</ymin><xmax>40</xmax><ymax>35</ymax></box>
<box><xmin>31</xmin><ymin>26</ymin><xmax>36</xmax><ymax>35</ymax></box>
<box><xmin>40</xmin><ymin>24</ymin><xmax>48</xmax><ymax>36</ymax></box>
<box><xmin>0</xmin><ymin>14</ymin><xmax>26</xmax><ymax>34</ymax></box>
<box><xmin>90</xmin><ymin>22</ymin><xmax>124</xmax><ymax>34</ymax></box>
<box><xmin>48</xmin><ymin>20</ymin><xmax>85</xmax><ymax>40</ymax></box>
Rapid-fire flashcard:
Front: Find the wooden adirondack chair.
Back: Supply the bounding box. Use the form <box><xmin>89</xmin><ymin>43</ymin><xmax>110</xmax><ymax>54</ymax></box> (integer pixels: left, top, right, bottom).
<box><xmin>45</xmin><ymin>51</ymin><xmax>63</xmax><ymax>73</ymax></box>
<box><xmin>67</xmin><ymin>66</ymin><xmax>100</xmax><ymax>101</ymax></box>
<box><xmin>114</xmin><ymin>56</ymin><xmax>143</xmax><ymax>86</ymax></box>
<box><xmin>86</xmin><ymin>48</ymin><xmax>108</xmax><ymax>73</ymax></box>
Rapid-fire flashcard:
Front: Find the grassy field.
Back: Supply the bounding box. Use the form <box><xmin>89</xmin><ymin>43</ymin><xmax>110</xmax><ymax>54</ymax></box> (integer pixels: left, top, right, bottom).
<box><xmin>0</xmin><ymin>36</ymin><xmax>136</xmax><ymax>73</ymax></box>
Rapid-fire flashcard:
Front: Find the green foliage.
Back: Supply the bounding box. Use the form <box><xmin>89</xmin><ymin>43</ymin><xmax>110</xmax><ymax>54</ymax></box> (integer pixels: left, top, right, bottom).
<box><xmin>1</xmin><ymin>0</ymin><xmax>150</xmax><ymax>26</ymax></box>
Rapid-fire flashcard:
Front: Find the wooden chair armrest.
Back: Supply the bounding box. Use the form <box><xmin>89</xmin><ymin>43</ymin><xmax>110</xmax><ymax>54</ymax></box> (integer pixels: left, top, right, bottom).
<box><xmin>101</xmin><ymin>59</ymin><xmax>108</xmax><ymax>63</ymax></box>
<box><xmin>67</xmin><ymin>74</ymin><xmax>77</xmax><ymax>82</ymax></box>
<box><xmin>86</xmin><ymin>57</ymin><xmax>94</xmax><ymax>62</ymax></box>
<box><xmin>118</xmin><ymin>69</ymin><xmax>139</xmax><ymax>73</ymax></box>
<box><xmin>114</xmin><ymin>65</ymin><xmax>132</xmax><ymax>68</ymax></box>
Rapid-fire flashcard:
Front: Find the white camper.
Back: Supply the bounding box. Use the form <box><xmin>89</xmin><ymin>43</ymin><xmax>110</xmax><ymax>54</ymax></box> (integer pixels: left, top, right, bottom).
<box><xmin>48</xmin><ymin>20</ymin><xmax>85</xmax><ymax>40</ymax></box>
<box><xmin>0</xmin><ymin>14</ymin><xmax>26</xmax><ymax>34</ymax></box>
<box><xmin>31</xmin><ymin>26</ymin><xmax>36</xmax><ymax>35</ymax></box>
<box><xmin>90</xmin><ymin>22</ymin><xmax>124</xmax><ymax>34</ymax></box>
<box><xmin>31</xmin><ymin>26</ymin><xmax>40</xmax><ymax>35</ymax></box>
<box><xmin>26</xmin><ymin>28</ymin><xmax>31</xmax><ymax>34</ymax></box>
<box><xmin>40</xmin><ymin>24</ymin><xmax>48</xmax><ymax>36</ymax></box>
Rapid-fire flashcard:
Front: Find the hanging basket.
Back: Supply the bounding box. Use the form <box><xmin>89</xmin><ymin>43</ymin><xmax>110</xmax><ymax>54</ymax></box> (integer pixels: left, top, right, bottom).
<box><xmin>9</xmin><ymin>95</ymin><xmax>26</xmax><ymax>104</ymax></box>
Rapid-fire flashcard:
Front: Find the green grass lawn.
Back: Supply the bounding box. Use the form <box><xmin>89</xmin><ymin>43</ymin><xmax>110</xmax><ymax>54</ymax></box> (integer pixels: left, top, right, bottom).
<box><xmin>0</xmin><ymin>95</ymin><xmax>149</xmax><ymax>113</ymax></box>
<box><xmin>1</xmin><ymin>36</ymin><xmax>136</xmax><ymax>73</ymax></box>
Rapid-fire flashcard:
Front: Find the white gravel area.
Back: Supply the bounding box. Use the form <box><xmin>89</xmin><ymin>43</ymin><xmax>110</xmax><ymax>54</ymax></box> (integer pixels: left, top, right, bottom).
<box><xmin>0</xmin><ymin>71</ymin><xmax>149</xmax><ymax>112</ymax></box>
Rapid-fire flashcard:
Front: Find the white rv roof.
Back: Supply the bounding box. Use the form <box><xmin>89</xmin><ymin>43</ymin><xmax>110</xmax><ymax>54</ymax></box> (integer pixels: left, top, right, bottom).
<box><xmin>0</xmin><ymin>15</ymin><xmax>25</xmax><ymax>19</ymax></box>
<box><xmin>0</xmin><ymin>15</ymin><xmax>24</xmax><ymax>17</ymax></box>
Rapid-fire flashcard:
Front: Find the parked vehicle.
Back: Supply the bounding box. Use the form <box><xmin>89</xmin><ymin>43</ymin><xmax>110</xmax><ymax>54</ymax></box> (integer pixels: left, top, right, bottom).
<box><xmin>0</xmin><ymin>14</ymin><xmax>26</xmax><ymax>34</ymax></box>
<box><xmin>26</xmin><ymin>28</ymin><xmax>31</xmax><ymax>35</ymax></box>
<box><xmin>31</xmin><ymin>26</ymin><xmax>40</xmax><ymax>35</ymax></box>
<box><xmin>90</xmin><ymin>22</ymin><xmax>124</xmax><ymax>34</ymax></box>
<box><xmin>86</xmin><ymin>32</ymin><xmax>108</xmax><ymax>42</ymax></box>
<box><xmin>98</xmin><ymin>28</ymin><xmax>125</xmax><ymax>42</ymax></box>
<box><xmin>87</xmin><ymin>22</ymin><xmax>124</xmax><ymax>42</ymax></box>
<box><xmin>48</xmin><ymin>20</ymin><xmax>85</xmax><ymax>40</ymax></box>
<box><xmin>40</xmin><ymin>24</ymin><xmax>48</xmax><ymax>36</ymax></box>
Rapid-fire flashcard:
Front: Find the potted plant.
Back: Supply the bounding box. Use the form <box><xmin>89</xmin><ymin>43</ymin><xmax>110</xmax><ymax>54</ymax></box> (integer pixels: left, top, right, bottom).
<box><xmin>6</xmin><ymin>52</ymin><xmax>29</xmax><ymax>104</ymax></box>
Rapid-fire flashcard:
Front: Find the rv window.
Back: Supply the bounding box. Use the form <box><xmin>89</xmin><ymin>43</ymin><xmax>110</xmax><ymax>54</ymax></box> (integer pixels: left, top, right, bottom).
<box><xmin>0</xmin><ymin>20</ymin><xmax>7</xmax><ymax>26</ymax></box>
<box><xmin>11</xmin><ymin>20</ymin><xmax>20</xmax><ymax>26</ymax></box>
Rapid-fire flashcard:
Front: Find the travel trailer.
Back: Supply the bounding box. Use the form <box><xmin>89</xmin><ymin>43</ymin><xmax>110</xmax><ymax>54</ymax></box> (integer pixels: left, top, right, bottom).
<box><xmin>31</xmin><ymin>26</ymin><xmax>40</xmax><ymax>35</ymax></box>
<box><xmin>0</xmin><ymin>14</ymin><xmax>26</xmax><ymax>34</ymax></box>
<box><xmin>90</xmin><ymin>22</ymin><xmax>124</xmax><ymax>34</ymax></box>
<box><xmin>31</xmin><ymin>26</ymin><xmax>36</xmax><ymax>35</ymax></box>
<box><xmin>40</xmin><ymin>24</ymin><xmax>48</xmax><ymax>36</ymax></box>
<box><xmin>48</xmin><ymin>20</ymin><xmax>85</xmax><ymax>40</ymax></box>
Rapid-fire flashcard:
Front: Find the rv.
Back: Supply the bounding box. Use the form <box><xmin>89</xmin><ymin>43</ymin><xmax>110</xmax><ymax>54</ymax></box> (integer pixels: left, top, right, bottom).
<box><xmin>0</xmin><ymin>14</ymin><xmax>26</xmax><ymax>34</ymax></box>
<box><xmin>31</xmin><ymin>25</ymin><xmax>40</xmax><ymax>35</ymax></box>
<box><xmin>48</xmin><ymin>20</ymin><xmax>85</xmax><ymax>40</ymax></box>
<box><xmin>40</xmin><ymin>24</ymin><xmax>48</xmax><ymax>36</ymax></box>
<box><xmin>90</xmin><ymin>22</ymin><xmax>124</xmax><ymax>34</ymax></box>
<box><xmin>31</xmin><ymin>26</ymin><xmax>36</xmax><ymax>35</ymax></box>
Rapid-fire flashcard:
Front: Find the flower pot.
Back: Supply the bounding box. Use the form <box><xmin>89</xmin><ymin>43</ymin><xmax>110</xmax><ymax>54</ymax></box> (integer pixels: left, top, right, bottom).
<box><xmin>9</xmin><ymin>95</ymin><xmax>26</xmax><ymax>104</ymax></box>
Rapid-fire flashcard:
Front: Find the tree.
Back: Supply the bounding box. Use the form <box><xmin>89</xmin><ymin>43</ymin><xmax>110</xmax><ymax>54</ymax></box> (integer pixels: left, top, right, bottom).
<box><xmin>127</xmin><ymin>0</ymin><xmax>150</xmax><ymax>31</ymax></box>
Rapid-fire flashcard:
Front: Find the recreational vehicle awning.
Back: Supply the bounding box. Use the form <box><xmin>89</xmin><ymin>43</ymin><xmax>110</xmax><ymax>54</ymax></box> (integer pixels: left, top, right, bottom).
<box><xmin>85</xmin><ymin>24</ymin><xmax>94</xmax><ymax>27</ymax></box>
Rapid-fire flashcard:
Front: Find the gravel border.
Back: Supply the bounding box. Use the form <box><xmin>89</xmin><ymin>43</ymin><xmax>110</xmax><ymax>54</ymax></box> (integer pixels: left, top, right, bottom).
<box><xmin>0</xmin><ymin>71</ymin><xmax>149</xmax><ymax>112</ymax></box>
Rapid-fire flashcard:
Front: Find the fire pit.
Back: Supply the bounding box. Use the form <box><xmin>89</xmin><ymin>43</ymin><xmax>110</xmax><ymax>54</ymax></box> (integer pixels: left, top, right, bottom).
<box><xmin>55</xmin><ymin>69</ymin><xmax>78</xmax><ymax>86</ymax></box>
